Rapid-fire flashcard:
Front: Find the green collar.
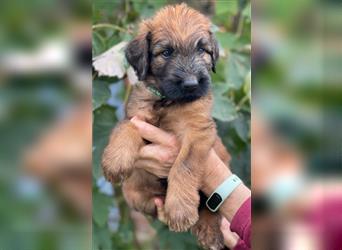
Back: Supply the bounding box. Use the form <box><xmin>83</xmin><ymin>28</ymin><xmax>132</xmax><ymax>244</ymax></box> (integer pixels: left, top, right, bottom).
<box><xmin>147</xmin><ymin>86</ymin><xmax>166</xmax><ymax>99</ymax></box>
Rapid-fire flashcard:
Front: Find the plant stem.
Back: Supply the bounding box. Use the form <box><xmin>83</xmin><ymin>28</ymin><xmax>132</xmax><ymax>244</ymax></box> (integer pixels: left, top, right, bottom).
<box><xmin>236</xmin><ymin>95</ymin><xmax>249</xmax><ymax>111</ymax></box>
<box><xmin>123</xmin><ymin>78</ymin><xmax>132</xmax><ymax>104</ymax></box>
<box><xmin>92</xmin><ymin>72</ymin><xmax>97</xmax><ymax>81</ymax></box>
<box><xmin>92</xmin><ymin>23</ymin><xmax>130</xmax><ymax>34</ymax></box>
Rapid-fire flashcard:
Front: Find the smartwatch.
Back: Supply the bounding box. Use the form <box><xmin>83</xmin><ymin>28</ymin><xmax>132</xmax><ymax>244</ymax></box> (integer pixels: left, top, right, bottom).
<box><xmin>206</xmin><ymin>174</ymin><xmax>242</xmax><ymax>212</ymax></box>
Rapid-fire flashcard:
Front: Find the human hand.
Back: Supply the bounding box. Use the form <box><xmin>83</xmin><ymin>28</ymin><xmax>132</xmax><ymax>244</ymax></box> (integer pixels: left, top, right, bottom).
<box><xmin>130</xmin><ymin>117</ymin><xmax>179</xmax><ymax>178</ymax></box>
<box><xmin>130</xmin><ymin>117</ymin><xmax>232</xmax><ymax>191</ymax></box>
<box><xmin>220</xmin><ymin>217</ymin><xmax>240</xmax><ymax>249</ymax></box>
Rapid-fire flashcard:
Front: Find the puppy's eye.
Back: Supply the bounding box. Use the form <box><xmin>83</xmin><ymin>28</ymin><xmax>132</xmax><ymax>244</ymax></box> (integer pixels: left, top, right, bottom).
<box><xmin>198</xmin><ymin>47</ymin><xmax>206</xmax><ymax>54</ymax></box>
<box><xmin>162</xmin><ymin>49</ymin><xmax>173</xmax><ymax>58</ymax></box>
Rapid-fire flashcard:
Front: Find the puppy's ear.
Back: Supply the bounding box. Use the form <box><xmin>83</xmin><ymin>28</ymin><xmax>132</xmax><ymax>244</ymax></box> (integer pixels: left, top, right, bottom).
<box><xmin>209</xmin><ymin>32</ymin><xmax>219</xmax><ymax>73</ymax></box>
<box><xmin>125</xmin><ymin>32</ymin><xmax>151</xmax><ymax>80</ymax></box>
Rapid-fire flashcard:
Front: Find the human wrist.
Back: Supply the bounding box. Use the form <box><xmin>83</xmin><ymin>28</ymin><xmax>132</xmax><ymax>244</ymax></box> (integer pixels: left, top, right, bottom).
<box><xmin>201</xmin><ymin>149</ymin><xmax>232</xmax><ymax>196</ymax></box>
<box><xmin>219</xmin><ymin>184</ymin><xmax>250</xmax><ymax>221</ymax></box>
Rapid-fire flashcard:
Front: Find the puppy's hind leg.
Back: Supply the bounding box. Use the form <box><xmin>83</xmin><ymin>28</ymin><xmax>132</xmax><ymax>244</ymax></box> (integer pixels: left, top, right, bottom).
<box><xmin>122</xmin><ymin>169</ymin><xmax>166</xmax><ymax>216</ymax></box>
<box><xmin>102</xmin><ymin>120</ymin><xmax>144</xmax><ymax>183</ymax></box>
<box><xmin>191</xmin><ymin>209</ymin><xmax>225</xmax><ymax>250</ymax></box>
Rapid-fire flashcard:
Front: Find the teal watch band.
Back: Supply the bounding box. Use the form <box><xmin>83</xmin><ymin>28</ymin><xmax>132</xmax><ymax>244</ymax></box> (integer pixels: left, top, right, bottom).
<box><xmin>206</xmin><ymin>174</ymin><xmax>242</xmax><ymax>212</ymax></box>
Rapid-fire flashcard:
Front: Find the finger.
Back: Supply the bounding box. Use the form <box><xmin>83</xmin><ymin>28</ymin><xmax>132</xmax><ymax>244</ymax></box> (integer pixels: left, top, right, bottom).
<box><xmin>220</xmin><ymin>217</ymin><xmax>231</xmax><ymax>230</ymax></box>
<box><xmin>154</xmin><ymin>198</ymin><xmax>167</xmax><ymax>224</ymax></box>
<box><xmin>131</xmin><ymin>117</ymin><xmax>176</xmax><ymax>146</ymax></box>
<box><xmin>135</xmin><ymin>158</ymin><xmax>169</xmax><ymax>178</ymax></box>
<box><xmin>220</xmin><ymin>217</ymin><xmax>240</xmax><ymax>248</ymax></box>
<box><xmin>139</xmin><ymin>144</ymin><xmax>171</xmax><ymax>164</ymax></box>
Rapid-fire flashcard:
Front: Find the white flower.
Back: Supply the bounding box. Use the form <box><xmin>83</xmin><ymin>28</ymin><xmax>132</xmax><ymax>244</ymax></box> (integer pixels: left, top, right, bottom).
<box><xmin>127</xmin><ymin>66</ymin><xmax>138</xmax><ymax>85</ymax></box>
<box><xmin>92</xmin><ymin>41</ymin><xmax>127</xmax><ymax>78</ymax></box>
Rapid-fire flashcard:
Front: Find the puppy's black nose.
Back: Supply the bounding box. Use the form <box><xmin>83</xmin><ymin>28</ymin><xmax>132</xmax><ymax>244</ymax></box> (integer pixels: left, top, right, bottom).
<box><xmin>182</xmin><ymin>77</ymin><xmax>198</xmax><ymax>89</ymax></box>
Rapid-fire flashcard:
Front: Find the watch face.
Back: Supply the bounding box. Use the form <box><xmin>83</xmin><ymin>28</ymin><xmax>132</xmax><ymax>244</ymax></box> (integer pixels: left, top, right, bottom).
<box><xmin>207</xmin><ymin>192</ymin><xmax>222</xmax><ymax>210</ymax></box>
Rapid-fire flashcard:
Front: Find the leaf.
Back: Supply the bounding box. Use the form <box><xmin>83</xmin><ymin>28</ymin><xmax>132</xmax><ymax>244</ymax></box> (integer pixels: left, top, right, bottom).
<box><xmin>93</xmin><ymin>105</ymin><xmax>117</xmax><ymax>179</ymax></box>
<box><xmin>216</xmin><ymin>32</ymin><xmax>238</xmax><ymax>50</ymax></box>
<box><xmin>92</xmin><ymin>32</ymin><xmax>105</xmax><ymax>57</ymax></box>
<box><xmin>215</xmin><ymin>0</ymin><xmax>238</xmax><ymax>15</ymax></box>
<box><xmin>230</xmin><ymin>146</ymin><xmax>251</xmax><ymax>186</ymax></box>
<box><xmin>93</xmin><ymin>191</ymin><xmax>113</xmax><ymax>227</ymax></box>
<box><xmin>92</xmin><ymin>80</ymin><xmax>111</xmax><ymax>110</ymax></box>
<box><xmin>212</xmin><ymin>95</ymin><xmax>237</xmax><ymax>122</ymax></box>
<box><xmin>233</xmin><ymin>116</ymin><xmax>250</xmax><ymax>142</ymax></box>
<box><xmin>92</xmin><ymin>223</ymin><xmax>112</xmax><ymax>250</ymax></box>
<box><xmin>134</xmin><ymin>0</ymin><xmax>168</xmax><ymax>18</ymax></box>
<box><xmin>93</xmin><ymin>41</ymin><xmax>128</xmax><ymax>78</ymax></box>
<box><xmin>244</xmin><ymin>70</ymin><xmax>251</xmax><ymax>101</ymax></box>
<box><xmin>118</xmin><ymin>219</ymin><xmax>134</xmax><ymax>244</ymax></box>
<box><xmin>242</xmin><ymin>2</ymin><xmax>251</xmax><ymax>20</ymax></box>
<box><xmin>213</xmin><ymin>82</ymin><xmax>230</xmax><ymax>96</ymax></box>
<box><xmin>211</xmin><ymin>60</ymin><xmax>226</xmax><ymax>83</ymax></box>
<box><xmin>155</xmin><ymin>220</ymin><xmax>199</xmax><ymax>250</ymax></box>
<box><xmin>226</xmin><ymin>52</ymin><xmax>250</xmax><ymax>89</ymax></box>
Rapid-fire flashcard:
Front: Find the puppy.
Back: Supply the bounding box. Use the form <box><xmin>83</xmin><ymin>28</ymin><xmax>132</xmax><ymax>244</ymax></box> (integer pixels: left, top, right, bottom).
<box><xmin>102</xmin><ymin>4</ymin><xmax>231</xmax><ymax>249</ymax></box>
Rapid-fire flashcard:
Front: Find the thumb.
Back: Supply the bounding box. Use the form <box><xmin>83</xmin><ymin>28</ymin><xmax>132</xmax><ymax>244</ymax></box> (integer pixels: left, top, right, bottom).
<box><xmin>154</xmin><ymin>198</ymin><xmax>166</xmax><ymax>224</ymax></box>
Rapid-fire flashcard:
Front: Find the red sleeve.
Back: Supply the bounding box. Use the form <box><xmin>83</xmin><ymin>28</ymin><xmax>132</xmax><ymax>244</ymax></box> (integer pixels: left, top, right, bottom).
<box><xmin>230</xmin><ymin>197</ymin><xmax>251</xmax><ymax>249</ymax></box>
<box><xmin>234</xmin><ymin>239</ymin><xmax>250</xmax><ymax>250</ymax></box>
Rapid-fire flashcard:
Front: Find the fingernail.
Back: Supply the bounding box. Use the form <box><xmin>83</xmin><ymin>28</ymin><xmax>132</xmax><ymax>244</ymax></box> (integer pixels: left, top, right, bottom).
<box><xmin>130</xmin><ymin>116</ymin><xmax>140</xmax><ymax>127</ymax></box>
<box><xmin>220</xmin><ymin>218</ymin><xmax>230</xmax><ymax>230</ymax></box>
<box><xmin>154</xmin><ymin>198</ymin><xmax>163</xmax><ymax>207</ymax></box>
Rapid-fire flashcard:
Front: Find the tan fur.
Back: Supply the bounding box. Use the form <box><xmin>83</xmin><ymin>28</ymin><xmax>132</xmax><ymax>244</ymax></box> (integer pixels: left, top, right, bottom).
<box><xmin>191</xmin><ymin>209</ymin><xmax>225</xmax><ymax>250</ymax></box>
<box><xmin>102</xmin><ymin>4</ymin><xmax>229</xmax><ymax>250</ymax></box>
<box><xmin>139</xmin><ymin>4</ymin><xmax>211</xmax><ymax>46</ymax></box>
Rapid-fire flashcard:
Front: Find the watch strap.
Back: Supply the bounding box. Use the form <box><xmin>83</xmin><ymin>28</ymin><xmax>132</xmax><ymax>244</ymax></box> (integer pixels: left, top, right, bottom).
<box><xmin>206</xmin><ymin>174</ymin><xmax>242</xmax><ymax>212</ymax></box>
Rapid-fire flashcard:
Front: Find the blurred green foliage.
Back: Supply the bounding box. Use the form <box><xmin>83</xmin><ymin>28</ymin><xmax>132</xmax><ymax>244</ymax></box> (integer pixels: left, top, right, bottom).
<box><xmin>92</xmin><ymin>0</ymin><xmax>251</xmax><ymax>249</ymax></box>
<box><xmin>0</xmin><ymin>0</ymin><xmax>91</xmax><ymax>51</ymax></box>
<box><xmin>0</xmin><ymin>0</ymin><xmax>91</xmax><ymax>249</ymax></box>
<box><xmin>253</xmin><ymin>0</ymin><xmax>342</xmax><ymax>175</ymax></box>
<box><xmin>0</xmin><ymin>76</ymin><xmax>88</xmax><ymax>250</ymax></box>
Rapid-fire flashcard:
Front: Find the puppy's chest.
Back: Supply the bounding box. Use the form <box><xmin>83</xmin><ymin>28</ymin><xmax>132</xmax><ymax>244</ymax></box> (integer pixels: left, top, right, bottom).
<box><xmin>156</xmin><ymin>103</ymin><xmax>213</xmax><ymax>139</ymax></box>
<box><xmin>158</xmin><ymin>111</ymin><xmax>188</xmax><ymax>136</ymax></box>
<box><xmin>126</xmin><ymin>86</ymin><xmax>214</xmax><ymax>137</ymax></box>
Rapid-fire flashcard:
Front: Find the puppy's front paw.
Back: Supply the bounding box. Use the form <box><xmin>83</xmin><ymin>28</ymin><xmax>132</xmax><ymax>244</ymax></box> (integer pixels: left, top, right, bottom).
<box><xmin>101</xmin><ymin>121</ymin><xmax>143</xmax><ymax>183</ymax></box>
<box><xmin>164</xmin><ymin>198</ymin><xmax>199</xmax><ymax>232</ymax></box>
<box><xmin>102</xmin><ymin>145</ymin><xmax>136</xmax><ymax>183</ymax></box>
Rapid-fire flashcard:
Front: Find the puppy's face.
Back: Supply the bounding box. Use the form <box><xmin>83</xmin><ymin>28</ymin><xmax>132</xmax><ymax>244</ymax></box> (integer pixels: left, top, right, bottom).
<box><xmin>125</xmin><ymin>4</ymin><xmax>219</xmax><ymax>103</ymax></box>
<box><xmin>149</xmin><ymin>32</ymin><xmax>217</xmax><ymax>102</ymax></box>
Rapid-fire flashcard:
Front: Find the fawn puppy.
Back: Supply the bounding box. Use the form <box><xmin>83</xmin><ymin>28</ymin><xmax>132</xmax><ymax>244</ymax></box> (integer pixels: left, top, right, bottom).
<box><xmin>102</xmin><ymin>4</ymin><xmax>230</xmax><ymax>249</ymax></box>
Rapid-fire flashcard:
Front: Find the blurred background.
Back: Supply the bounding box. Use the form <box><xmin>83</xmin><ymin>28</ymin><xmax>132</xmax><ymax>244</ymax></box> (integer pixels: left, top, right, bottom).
<box><xmin>252</xmin><ymin>0</ymin><xmax>342</xmax><ymax>249</ymax></box>
<box><xmin>0</xmin><ymin>0</ymin><xmax>92</xmax><ymax>250</ymax></box>
<box><xmin>92</xmin><ymin>0</ymin><xmax>250</xmax><ymax>249</ymax></box>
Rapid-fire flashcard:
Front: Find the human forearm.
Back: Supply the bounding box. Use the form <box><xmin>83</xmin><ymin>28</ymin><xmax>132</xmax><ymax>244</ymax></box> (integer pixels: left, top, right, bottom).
<box><xmin>201</xmin><ymin>149</ymin><xmax>251</xmax><ymax>221</ymax></box>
